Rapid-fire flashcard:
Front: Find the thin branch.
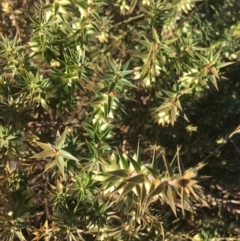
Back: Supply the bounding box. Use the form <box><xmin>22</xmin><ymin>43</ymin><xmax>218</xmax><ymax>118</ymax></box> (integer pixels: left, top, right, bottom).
<box><xmin>111</xmin><ymin>14</ymin><xmax>145</xmax><ymax>29</ymax></box>
<box><xmin>230</xmin><ymin>139</ymin><xmax>240</xmax><ymax>154</ymax></box>
<box><xmin>202</xmin><ymin>124</ymin><xmax>240</xmax><ymax>163</ymax></box>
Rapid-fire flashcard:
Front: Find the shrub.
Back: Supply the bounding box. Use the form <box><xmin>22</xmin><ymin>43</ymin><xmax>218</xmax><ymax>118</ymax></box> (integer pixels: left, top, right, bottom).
<box><xmin>0</xmin><ymin>0</ymin><xmax>239</xmax><ymax>240</ymax></box>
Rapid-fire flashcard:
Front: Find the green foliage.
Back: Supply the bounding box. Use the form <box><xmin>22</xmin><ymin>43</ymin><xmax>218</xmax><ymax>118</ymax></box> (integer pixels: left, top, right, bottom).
<box><xmin>0</xmin><ymin>0</ymin><xmax>240</xmax><ymax>240</ymax></box>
